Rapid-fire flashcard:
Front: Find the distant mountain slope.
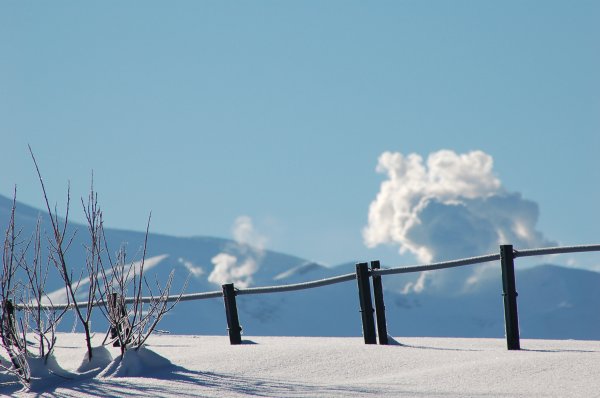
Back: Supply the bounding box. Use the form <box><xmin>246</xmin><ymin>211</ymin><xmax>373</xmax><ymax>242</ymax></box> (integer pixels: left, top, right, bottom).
<box><xmin>1</xmin><ymin>194</ymin><xmax>599</xmax><ymax>340</ymax></box>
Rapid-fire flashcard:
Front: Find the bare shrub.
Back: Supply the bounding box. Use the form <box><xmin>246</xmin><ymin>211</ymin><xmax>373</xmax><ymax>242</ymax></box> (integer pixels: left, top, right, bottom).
<box><xmin>30</xmin><ymin>147</ymin><xmax>98</xmax><ymax>361</ymax></box>
<box><xmin>19</xmin><ymin>218</ymin><xmax>70</xmax><ymax>361</ymax></box>
<box><xmin>99</xmin><ymin>215</ymin><xmax>187</xmax><ymax>356</ymax></box>
<box><xmin>1</xmin><ymin>187</ymin><xmax>73</xmax><ymax>389</ymax></box>
<box><xmin>1</xmin><ymin>189</ymin><xmax>30</xmax><ymax>385</ymax></box>
<box><xmin>29</xmin><ymin>146</ymin><xmax>187</xmax><ymax>360</ymax></box>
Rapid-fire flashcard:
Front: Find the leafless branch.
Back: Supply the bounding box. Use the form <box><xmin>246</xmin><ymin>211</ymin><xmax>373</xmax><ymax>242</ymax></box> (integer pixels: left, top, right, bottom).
<box><xmin>0</xmin><ymin>187</ymin><xmax>30</xmax><ymax>385</ymax></box>
<box><xmin>29</xmin><ymin>146</ymin><xmax>95</xmax><ymax>360</ymax></box>
<box><xmin>19</xmin><ymin>218</ymin><xmax>69</xmax><ymax>360</ymax></box>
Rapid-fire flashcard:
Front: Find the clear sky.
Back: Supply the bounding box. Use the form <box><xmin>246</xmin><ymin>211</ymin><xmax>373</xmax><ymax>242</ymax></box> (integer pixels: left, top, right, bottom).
<box><xmin>1</xmin><ymin>1</ymin><xmax>599</xmax><ymax>268</ymax></box>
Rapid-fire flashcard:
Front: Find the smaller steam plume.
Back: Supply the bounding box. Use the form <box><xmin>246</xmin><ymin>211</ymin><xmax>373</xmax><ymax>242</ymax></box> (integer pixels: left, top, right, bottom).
<box><xmin>208</xmin><ymin>216</ymin><xmax>266</xmax><ymax>288</ymax></box>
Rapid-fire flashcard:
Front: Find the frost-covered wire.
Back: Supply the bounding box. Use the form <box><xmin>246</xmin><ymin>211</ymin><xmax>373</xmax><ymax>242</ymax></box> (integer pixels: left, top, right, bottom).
<box><xmin>236</xmin><ymin>273</ymin><xmax>356</xmax><ymax>296</ymax></box>
<box><xmin>371</xmin><ymin>253</ymin><xmax>501</xmax><ymax>277</ymax></box>
<box><xmin>513</xmin><ymin>244</ymin><xmax>600</xmax><ymax>258</ymax></box>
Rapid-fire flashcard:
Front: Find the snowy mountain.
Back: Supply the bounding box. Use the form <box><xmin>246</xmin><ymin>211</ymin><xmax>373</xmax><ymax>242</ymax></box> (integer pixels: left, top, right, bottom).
<box><xmin>1</xmin><ymin>194</ymin><xmax>599</xmax><ymax>340</ymax></box>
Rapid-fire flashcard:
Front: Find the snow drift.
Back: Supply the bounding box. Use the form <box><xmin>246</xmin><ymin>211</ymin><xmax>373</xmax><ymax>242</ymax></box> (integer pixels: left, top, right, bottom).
<box><xmin>1</xmin><ymin>333</ymin><xmax>599</xmax><ymax>397</ymax></box>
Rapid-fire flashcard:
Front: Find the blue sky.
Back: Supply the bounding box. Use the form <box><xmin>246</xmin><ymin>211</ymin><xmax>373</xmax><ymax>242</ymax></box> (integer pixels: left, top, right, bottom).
<box><xmin>1</xmin><ymin>1</ymin><xmax>599</xmax><ymax>267</ymax></box>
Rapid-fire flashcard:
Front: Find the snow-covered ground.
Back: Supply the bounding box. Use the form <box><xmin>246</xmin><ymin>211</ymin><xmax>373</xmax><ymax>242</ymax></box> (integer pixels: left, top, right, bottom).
<box><xmin>1</xmin><ymin>333</ymin><xmax>599</xmax><ymax>397</ymax></box>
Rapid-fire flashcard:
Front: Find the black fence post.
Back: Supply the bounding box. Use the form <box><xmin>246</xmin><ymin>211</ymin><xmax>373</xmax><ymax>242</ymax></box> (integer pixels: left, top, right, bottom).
<box><xmin>1</xmin><ymin>299</ymin><xmax>25</xmax><ymax>375</ymax></box>
<box><xmin>109</xmin><ymin>293</ymin><xmax>119</xmax><ymax>346</ymax></box>
<box><xmin>222</xmin><ymin>283</ymin><xmax>242</xmax><ymax>345</ymax></box>
<box><xmin>370</xmin><ymin>261</ymin><xmax>389</xmax><ymax>345</ymax></box>
<box><xmin>356</xmin><ymin>262</ymin><xmax>376</xmax><ymax>344</ymax></box>
<box><xmin>2</xmin><ymin>299</ymin><xmax>16</xmax><ymax>346</ymax></box>
<box><xmin>500</xmin><ymin>244</ymin><xmax>521</xmax><ymax>350</ymax></box>
<box><xmin>108</xmin><ymin>293</ymin><xmax>131</xmax><ymax>347</ymax></box>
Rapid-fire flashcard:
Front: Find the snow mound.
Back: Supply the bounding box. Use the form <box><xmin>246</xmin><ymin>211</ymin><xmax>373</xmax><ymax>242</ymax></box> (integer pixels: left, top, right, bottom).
<box><xmin>27</xmin><ymin>354</ymin><xmax>75</xmax><ymax>392</ymax></box>
<box><xmin>76</xmin><ymin>345</ymin><xmax>113</xmax><ymax>375</ymax></box>
<box><xmin>0</xmin><ymin>357</ymin><xmax>18</xmax><ymax>385</ymax></box>
<box><xmin>98</xmin><ymin>345</ymin><xmax>173</xmax><ymax>378</ymax></box>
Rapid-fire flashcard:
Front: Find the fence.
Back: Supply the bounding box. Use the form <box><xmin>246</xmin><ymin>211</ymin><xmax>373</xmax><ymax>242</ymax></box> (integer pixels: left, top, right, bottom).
<box><xmin>8</xmin><ymin>243</ymin><xmax>600</xmax><ymax>351</ymax></box>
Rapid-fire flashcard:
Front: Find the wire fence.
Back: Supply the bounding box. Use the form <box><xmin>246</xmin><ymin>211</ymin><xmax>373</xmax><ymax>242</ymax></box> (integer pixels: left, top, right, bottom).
<box><xmin>7</xmin><ymin>242</ymin><xmax>600</xmax><ymax>350</ymax></box>
<box><xmin>16</xmin><ymin>243</ymin><xmax>600</xmax><ymax>310</ymax></box>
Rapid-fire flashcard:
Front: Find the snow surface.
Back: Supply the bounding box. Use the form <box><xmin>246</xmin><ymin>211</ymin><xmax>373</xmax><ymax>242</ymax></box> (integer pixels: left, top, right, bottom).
<box><xmin>1</xmin><ymin>333</ymin><xmax>599</xmax><ymax>397</ymax></box>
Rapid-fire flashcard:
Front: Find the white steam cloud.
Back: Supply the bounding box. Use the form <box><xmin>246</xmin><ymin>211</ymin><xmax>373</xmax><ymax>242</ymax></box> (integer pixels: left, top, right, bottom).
<box><xmin>363</xmin><ymin>150</ymin><xmax>555</xmax><ymax>291</ymax></box>
<box><xmin>208</xmin><ymin>216</ymin><xmax>266</xmax><ymax>288</ymax></box>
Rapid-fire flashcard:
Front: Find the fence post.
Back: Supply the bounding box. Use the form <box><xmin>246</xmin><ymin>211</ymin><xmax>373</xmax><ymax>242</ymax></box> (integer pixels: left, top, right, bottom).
<box><xmin>2</xmin><ymin>299</ymin><xmax>16</xmax><ymax>346</ymax></box>
<box><xmin>1</xmin><ymin>299</ymin><xmax>25</xmax><ymax>375</ymax></box>
<box><xmin>370</xmin><ymin>261</ymin><xmax>389</xmax><ymax>345</ymax></box>
<box><xmin>109</xmin><ymin>293</ymin><xmax>119</xmax><ymax>346</ymax></box>
<box><xmin>356</xmin><ymin>262</ymin><xmax>376</xmax><ymax>344</ymax></box>
<box><xmin>222</xmin><ymin>283</ymin><xmax>242</xmax><ymax>345</ymax></box>
<box><xmin>500</xmin><ymin>244</ymin><xmax>521</xmax><ymax>350</ymax></box>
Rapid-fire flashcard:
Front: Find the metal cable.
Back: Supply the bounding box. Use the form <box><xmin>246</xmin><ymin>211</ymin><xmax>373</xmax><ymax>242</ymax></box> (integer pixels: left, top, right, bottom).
<box><xmin>513</xmin><ymin>244</ymin><xmax>600</xmax><ymax>258</ymax></box>
<box><xmin>371</xmin><ymin>253</ymin><xmax>501</xmax><ymax>276</ymax></box>
<box><xmin>236</xmin><ymin>273</ymin><xmax>356</xmax><ymax>296</ymax></box>
<box><xmin>126</xmin><ymin>290</ymin><xmax>223</xmax><ymax>304</ymax></box>
<box><xmin>14</xmin><ymin>290</ymin><xmax>223</xmax><ymax>311</ymax></box>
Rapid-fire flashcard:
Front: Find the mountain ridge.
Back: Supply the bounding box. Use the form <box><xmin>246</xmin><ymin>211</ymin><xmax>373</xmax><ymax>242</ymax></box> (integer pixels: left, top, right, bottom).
<box><xmin>1</xmin><ymin>193</ymin><xmax>599</xmax><ymax>340</ymax></box>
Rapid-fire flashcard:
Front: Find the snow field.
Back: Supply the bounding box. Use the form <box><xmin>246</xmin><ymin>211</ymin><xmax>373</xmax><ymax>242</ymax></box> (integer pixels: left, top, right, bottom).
<box><xmin>2</xmin><ymin>333</ymin><xmax>599</xmax><ymax>397</ymax></box>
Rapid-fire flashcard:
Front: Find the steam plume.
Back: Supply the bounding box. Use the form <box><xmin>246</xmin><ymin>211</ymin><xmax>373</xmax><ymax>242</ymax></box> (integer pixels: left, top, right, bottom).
<box><xmin>363</xmin><ymin>150</ymin><xmax>555</xmax><ymax>291</ymax></box>
<box><xmin>208</xmin><ymin>216</ymin><xmax>266</xmax><ymax>288</ymax></box>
